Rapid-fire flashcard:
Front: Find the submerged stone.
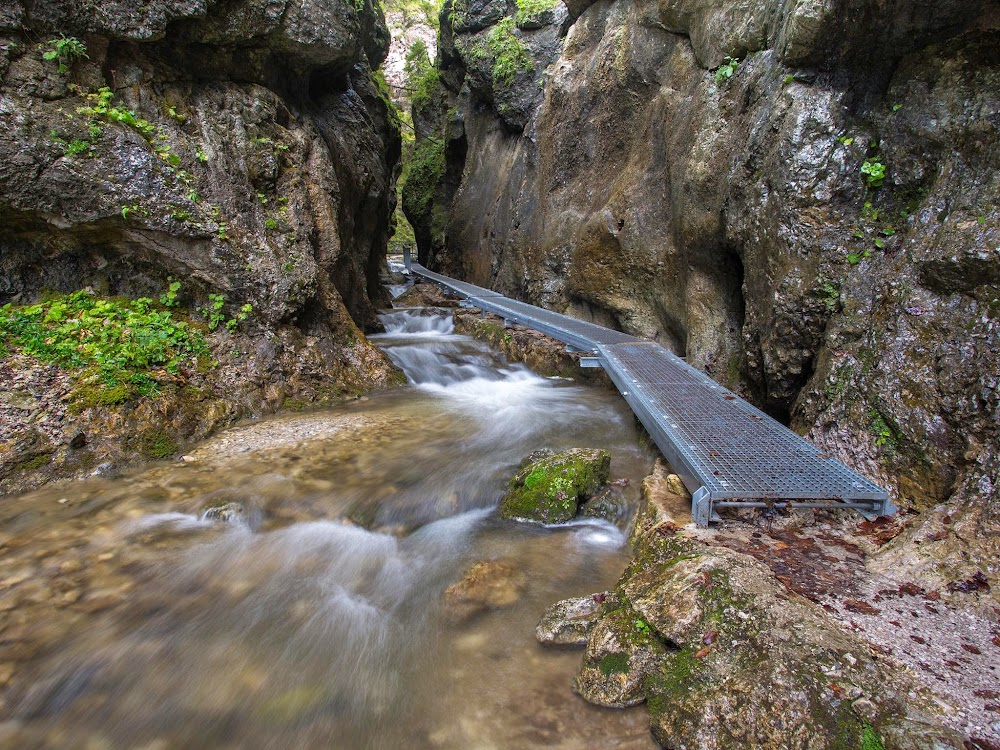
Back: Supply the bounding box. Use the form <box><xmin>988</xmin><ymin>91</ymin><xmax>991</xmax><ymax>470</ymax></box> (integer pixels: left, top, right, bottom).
<box><xmin>581</xmin><ymin>484</ymin><xmax>627</xmax><ymax>523</ymax></box>
<box><xmin>443</xmin><ymin>560</ymin><xmax>526</xmax><ymax>623</ymax></box>
<box><xmin>500</xmin><ymin>448</ymin><xmax>611</xmax><ymax>523</ymax></box>
<box><xmin>536</xmin><ymin>593</ymin><xmax>606</xmax><ymax>646</ymax></box>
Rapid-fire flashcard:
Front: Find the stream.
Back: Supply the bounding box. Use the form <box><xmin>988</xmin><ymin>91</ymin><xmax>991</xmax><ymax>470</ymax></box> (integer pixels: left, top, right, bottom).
<box><xmin>0</xmin><ymin>307</ymin><xmax>657</xmax><ymax>749</ymax></box>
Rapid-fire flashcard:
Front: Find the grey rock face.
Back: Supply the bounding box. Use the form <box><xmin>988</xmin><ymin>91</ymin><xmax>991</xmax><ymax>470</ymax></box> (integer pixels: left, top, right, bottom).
<box><xmin>407</xmin><ymin>0</ymin><xmax>999</xmax><ymax>577</ymax></box>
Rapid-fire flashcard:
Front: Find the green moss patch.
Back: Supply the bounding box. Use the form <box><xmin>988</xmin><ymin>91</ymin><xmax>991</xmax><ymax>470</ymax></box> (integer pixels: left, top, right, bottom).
<box><xmin>500</xmin><ymin>448</ymin><xmax>611</xmax><ymax>523</ymax></box>
<box><xmin>599</xmin><ymin>652</ymin><xmax>630</xmax><ymax>676</ymax></box>
<box><xmin>138</xmin><ymin>429</ymin><xmax>178</xmax><ymax>460</ymax></box>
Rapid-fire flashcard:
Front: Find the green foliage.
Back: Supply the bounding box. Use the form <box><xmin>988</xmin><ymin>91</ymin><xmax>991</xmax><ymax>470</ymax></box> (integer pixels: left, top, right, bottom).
<box><xmin>121</xmin><ymin>204</ymin><xmax>147</xmax><ymax>221</ymax></box>
<box><xmin>160</xmin><ymin>278</ymin><xmax>182</xmax><ymax>307</ymax></box>
<box><xmin>226</xmin><ymin>304</ymin><xmax>253</xmax><ymax>332</ymax></box>
<box><xmin>482</xmin><ymin>18</ymin><xmax>533</xmax><ymax>86</ymax></box>
<box><xmin>77</xmin><ymin>87</ymin><xmax>156</xmax><ymax>138</ymax></box>
<box><xmin>63</xmin><ymin>138</ymin><xmax>92</xmax><ymax>157</ymax></box>
<box><xmin>0</xmin><ymin>290</ymin><xmax>210</xmax><ymax>400</ymax></box>
<box><xmin>861</xmin><ymin>159</ymin><xmax>886</xmax><ymax>188</ymax></box>
<box><xmin>514</xmin><ymin>0</ymin><xmax>556</xmax><ymax>27</ymax></box>
<box><xmin>43</xmin><ymin>35</ymin><xmax>88</xmax><ymax>74</ymax></box>
<box><xmin>165</xmin><ymin>103</ymin><xmax>187</xmax><ymax>124</ymax></box>
<box><xmin>195</xmin><ymin>146</ymin><xmax>209</xmax><ymax>163</ymax></box>
<box><xmin>634</xmin><ymin>618</ymin><xmax>651</xmax><ymax>635</ymax></box>
<box><xmin>405</xmin><ymin>39</ymin><xmax>441</xmax><ymax>112</ymax></box>
<box><xmin>138</xmin><ymin>429</ymin><xmax>178</xmax><ymax>459</ymax></box>
<box><xmin>386</xmin><ymin>0</ymin><xmax>440</xmax><ymax>26</ymax></box>
<box><xmin>401</xmin><ymin>137</ymin><xmax>445</xmax><ymax>222</ymax></box>
<box><xmin>869</xmin><ymin>410</ymin><xmax>897</xmax><ymax>449</ymax></box>
<box><xmin>197</xmin><ymin>294</ymin><xmax>251</xmax><ymax>331</ymax></box>
<box><xmin>198</xmin><ymin>293</ymin><xmax>227</xmax><ymax>331</ymax></box>
<box><xmin>819</xmin><ymin>280</ymin><xmax>840</xmax><ymax>313</ymax></box>
<box><xmin>714</xmin><ymin>56</ymin><xmax>740</xmax><ymax>85</ymax></box>
<box><xmin>264</xmin><ymin>218</ymin><xmax>278</xmax><ymax>230</ymax></box>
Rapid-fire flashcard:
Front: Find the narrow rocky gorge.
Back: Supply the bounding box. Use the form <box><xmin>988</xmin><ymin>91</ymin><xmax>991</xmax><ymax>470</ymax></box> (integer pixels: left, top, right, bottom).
<box><xmin>0</xmin><ymin>0</ymin><xmax>997</xmax><ymax>748</ymax></box>
<box><xmin>404</xmin><ymin>0</ymin><xmax>999</xmax><ymax>596</ymax></box>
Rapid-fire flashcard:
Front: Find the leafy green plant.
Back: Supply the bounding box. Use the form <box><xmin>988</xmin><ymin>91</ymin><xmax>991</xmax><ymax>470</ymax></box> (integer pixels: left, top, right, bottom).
<box><xmin>121</xmin><ymin>204</ymin><xmax>146</xmax><ymax>221</ymax></box>
<box><xmin>405</xmin><ymin>39</ymin><xmax>441</xmax><ymax>111</ymax></box>
<box><xmin>869</xmin><ymin>409</ymin><xmax>897</xmax><ymax>448</ymax></box>
<box><xmin>0</xmin><ymin>290</ymin><xmax>209</xmax><ymax>400</ymax></box>
<box><xmin>514</xmin><ymin>0</ymin><xmax>556</xmax><ymax>26</ymax></box>
<box><xmin>264</xmin><ymin>218</ymin><xmax>278</xmax><ymax>230</ymax></box>
<box><xmin>43</xmin><ymin>35</ymin><xmax>88</xmax><ymax>74</ymax></box>
<box><xmin>195</xmin><ymin>146</ymin><xmax>209</xmax><ymax>163</ymax></box>
<box><xmin>226</xmin><ymin>304</ymin><xmax>253</xmax><ymax>332</ymax></box>
<box><xmin>714</xmin><ymin>56</ymin><xmax>740</xmax><ymax>85</ymax></box>
<box><xmin>837</xmin><ymin>135</ymin><xmax>854</xmax><ymax>146</ymax></box>
<box><xmin>198</xmin><ymin>293</ymin><xmax>227</xmax><ymax>331</ymax></box>
<box><xmin>861</xmin><ymin>159</ymin><xmax>886</xmax><ymax>188</ymax></box>
<box><xmin>479</xmin><ymin>18</ymin><xmax>533</xmax><ymax>86</ymax></box>
<box><xmin>165</xmin><ymin>104</ymin><xmax>187</xmax><ymax>123</ymax></box>
<box><xmin>160</xmin><ymin>278</ymin><xmax>182</xmax><ymax>307</ymax></box>
<box><xmin>77</xmin><ymin>87</ymin><xmax>155</xmax><ymax>138</ymax></box>
<box><xmin>634</xmin><ymin>618</ymin><xmax>651</xmax><ymax>635</ymax></box>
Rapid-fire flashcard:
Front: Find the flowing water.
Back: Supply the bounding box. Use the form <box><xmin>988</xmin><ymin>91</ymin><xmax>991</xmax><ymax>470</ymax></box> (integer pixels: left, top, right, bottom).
<box><xmin>0</xmin><ymin>308</ymin><xmax>657</xmax><ymax>750</ymax></box>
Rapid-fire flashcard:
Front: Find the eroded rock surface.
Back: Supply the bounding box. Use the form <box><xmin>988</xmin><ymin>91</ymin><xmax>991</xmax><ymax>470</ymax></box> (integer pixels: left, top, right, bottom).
<box><xmin>0</xmin><ymin>0</ymin><xmax>404</xmax><ymax>492</ymax></box>
<box><xmin>568</xmin><ymin>467</ymin><xmax>967</xmax><ymax>749</ymax></box>
<box><xmin>406</xmin><ymin>0</ymin><xmax>999</xmax><ymax>584</ymax></box>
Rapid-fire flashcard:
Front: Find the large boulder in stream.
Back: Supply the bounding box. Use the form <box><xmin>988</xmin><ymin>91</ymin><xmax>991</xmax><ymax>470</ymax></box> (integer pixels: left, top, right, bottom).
<box><xmin>500</xmin><ymin>448</ymin><xmax>611</xmax><ymax>524</ymax></box>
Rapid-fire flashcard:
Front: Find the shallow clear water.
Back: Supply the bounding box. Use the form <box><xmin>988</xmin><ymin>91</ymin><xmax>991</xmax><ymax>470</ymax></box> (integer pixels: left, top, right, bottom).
<box><xmin>0</xmin><ymin>309</ymin><xmax>657</xmax><ymax>750</ymax></box>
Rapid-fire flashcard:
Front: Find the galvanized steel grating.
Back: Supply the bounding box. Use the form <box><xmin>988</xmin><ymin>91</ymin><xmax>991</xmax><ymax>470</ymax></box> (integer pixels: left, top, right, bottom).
<box><xmin>406</xmin><ymin>263</ymin><xmax>892</xmax><ymax>525</ymax></box>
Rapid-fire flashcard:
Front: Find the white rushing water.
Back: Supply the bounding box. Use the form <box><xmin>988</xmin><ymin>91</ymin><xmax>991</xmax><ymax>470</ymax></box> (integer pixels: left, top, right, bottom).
<box><xmin>1</xmin><ymin>306</ymin><xmax>656</xmax><ymax>750</ymax></box>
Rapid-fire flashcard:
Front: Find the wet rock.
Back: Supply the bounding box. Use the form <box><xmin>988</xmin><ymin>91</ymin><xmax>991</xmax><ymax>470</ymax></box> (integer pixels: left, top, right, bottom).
<box><xmin>393</xmin><ymin>282</ymin><xmax>460</xmax><ymax>308</ymax></box>
<box><xmin>535</xmin><ymin>593</ymin><xmax>606</xmax><ymax>646</ymax></box>
<box><xmin>575</xmin><ymin>605</ymin><xmax>669</xmax><ymax>708</ymax></box>
<box><xmin>443</xmin><ymin>559</ymin><xmax>525</xmax><ymax>622</ymax></box>
<box><xmin>572</xmin><ymin>477</ymin><xmax>966</xmax><ymax>749</ymax></box>
<box><xmin>580</xmin><ymin>484</ymin><xmax>627</xmax><ymax>523</ymax></box>
<box><xmin>201</xmin><ymin>502</ymin><xmax>244</xmax><ymax>524</ymax></box>
<box><xmin>500</xmin><ymin>448</ymin><xmax>611</xmax><ymax>524</ymax></box>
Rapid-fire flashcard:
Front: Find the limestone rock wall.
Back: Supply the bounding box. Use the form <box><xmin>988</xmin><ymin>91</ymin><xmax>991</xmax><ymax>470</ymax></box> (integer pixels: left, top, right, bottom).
<box><xmin>406</xmin><ymin>0</ymin><xmax>1000</xmax><ymax>581</ymax></box>
<box><xmin>0</xmin><ymin>0</ymin><xmax>404</xmax><ymax>491</ymax></box>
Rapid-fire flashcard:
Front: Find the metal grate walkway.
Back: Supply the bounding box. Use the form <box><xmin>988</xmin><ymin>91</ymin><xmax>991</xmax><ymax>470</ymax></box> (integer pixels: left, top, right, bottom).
<box><xmin>406</xmin><ymin>261</ymin><xmax>893</xmax><ymax>526</ymax></box>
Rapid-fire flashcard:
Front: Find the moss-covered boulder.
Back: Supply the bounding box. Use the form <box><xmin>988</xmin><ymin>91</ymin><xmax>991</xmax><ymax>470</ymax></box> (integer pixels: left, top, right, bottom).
<box><xmin>500</xmin><ymin>448</ymin><xmax>611</xmax><ymax>523</ymax></box>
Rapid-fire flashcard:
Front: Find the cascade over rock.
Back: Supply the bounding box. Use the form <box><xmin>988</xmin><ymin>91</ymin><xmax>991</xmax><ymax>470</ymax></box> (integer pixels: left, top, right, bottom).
<box><xmin>405</xmin><ymin>0</ymin><xmax>1000</xmax><ymax>583</ymax></box>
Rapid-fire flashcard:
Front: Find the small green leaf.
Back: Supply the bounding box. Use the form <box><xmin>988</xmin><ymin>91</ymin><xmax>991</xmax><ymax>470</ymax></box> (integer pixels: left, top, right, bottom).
<box><xmin>874</xmin><ymin>238</ymin><xmax>885</xmax><ymax>249</ymax></box>
<box><xmin>892</xmin><ymin>103</ymin><xmax>903</xmax><ymax>112</ymax></box>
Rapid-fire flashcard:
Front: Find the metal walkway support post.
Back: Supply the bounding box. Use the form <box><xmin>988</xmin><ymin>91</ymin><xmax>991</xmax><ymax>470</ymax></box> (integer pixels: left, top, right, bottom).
<box><xmin>692</xmin><ymin>487</ymin><xmax>712</xmax><ymax>528</ymax></box>
<box><xmin>403</xmin><ymin>246</ymin><xmax>412</xmax><ymax>273</ymax></box>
